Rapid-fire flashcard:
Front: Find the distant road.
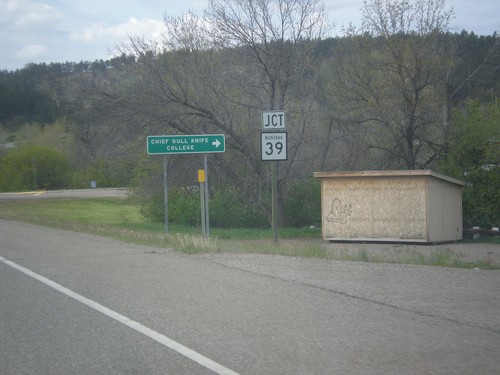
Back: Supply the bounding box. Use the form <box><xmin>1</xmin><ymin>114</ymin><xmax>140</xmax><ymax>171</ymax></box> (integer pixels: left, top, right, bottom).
<box><xmin>0</xmin><ymin>188</ymin><xmax>128</xmax><ymax>200</ymax></box>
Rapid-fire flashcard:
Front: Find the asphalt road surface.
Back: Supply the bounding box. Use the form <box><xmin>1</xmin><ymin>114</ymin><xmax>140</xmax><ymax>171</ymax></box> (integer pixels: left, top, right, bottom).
<box><xmin>1</xmin><ymin>219</ymin><xmax>499</xmax><ymax>374</ymax></box>
<box><xmin>0</xmin><ymin>188</ymin><xmax>127</xmax><ymax>200</ymax></box>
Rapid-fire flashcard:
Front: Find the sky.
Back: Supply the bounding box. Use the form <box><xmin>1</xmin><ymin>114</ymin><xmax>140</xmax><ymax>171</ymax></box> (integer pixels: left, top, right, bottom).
<box><xmin>1</xmin><ymin>0</ymin><xmax>499</xmax><ymax>71</ymax></box>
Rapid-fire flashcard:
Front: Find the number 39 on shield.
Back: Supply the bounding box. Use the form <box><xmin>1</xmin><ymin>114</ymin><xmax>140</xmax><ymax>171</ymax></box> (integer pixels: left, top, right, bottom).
<box><xmin>261</xmin><ymin>132</ymin><xmax>288</xmax><ymax>161</ymax></box>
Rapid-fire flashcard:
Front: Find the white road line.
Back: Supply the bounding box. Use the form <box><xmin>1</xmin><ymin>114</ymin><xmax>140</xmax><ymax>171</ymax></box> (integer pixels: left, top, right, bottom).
<box><xmin>0</xmin><ymin>256</ymin><xmax>240</xmax><ymax>375</ymax></box>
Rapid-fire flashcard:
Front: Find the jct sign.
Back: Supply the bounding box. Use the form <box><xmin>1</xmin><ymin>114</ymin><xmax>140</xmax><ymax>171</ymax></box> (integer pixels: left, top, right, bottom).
<box><xmin>262</xmin><ymin>111</ymin><xmax>285</xmax><ymax>129</ymax></box>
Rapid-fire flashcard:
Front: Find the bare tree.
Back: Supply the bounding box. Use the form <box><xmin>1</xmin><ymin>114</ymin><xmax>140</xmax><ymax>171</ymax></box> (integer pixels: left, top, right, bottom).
<box><xmin>205</xmin><ymin>0</ymin><xmax>330</xmax><ymax>109</ymax></box>
<box><xmin>117</xmin><ymin>0</ymin><xmax>331</xmax><ymax>224</ymax></box>
<box><xmin>329</xmin><ymin>0</ymin><xmax>454</xmax><ymax>169</ymax></box>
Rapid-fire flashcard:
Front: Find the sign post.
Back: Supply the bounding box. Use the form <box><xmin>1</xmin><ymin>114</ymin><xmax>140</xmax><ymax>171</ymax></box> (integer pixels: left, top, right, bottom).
<box><xmin>147</xmin><ymin>134</ymin><xmax>225</xmax><ymax>236</ymax></box>
<box><xmin>261</xmin><ymin>112</ymin><xmax>287</xmax><ymax>244</ymax></box>
<box><xmin>203</xmin><ymin>155</ymin><xmax>210</xmax><ymax>238</ymax></box>
<box><xmin>198</xmin><ymin>169</ymin><xmax>206</xmax><ymax>237</ymax></box>
<box><xmin>163</xmin><ymin>155</ymin><xmax>168</xmax><ymax>233</ymax></box>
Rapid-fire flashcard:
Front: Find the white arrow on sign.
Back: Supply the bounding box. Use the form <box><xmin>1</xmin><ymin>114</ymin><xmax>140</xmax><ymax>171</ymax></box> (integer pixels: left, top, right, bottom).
<box><xmin>212</xmin><ymin>139</ymin><xmax>221</xmax><ymax>148</ymax></box>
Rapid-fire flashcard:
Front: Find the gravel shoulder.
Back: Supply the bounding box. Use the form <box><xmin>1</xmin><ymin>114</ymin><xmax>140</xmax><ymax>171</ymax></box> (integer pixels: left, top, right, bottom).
<box><xmin>320</xmin><ymin>240</ymin><xmax>500</xmax><ymax>267</ymax></box>
<box><xmin>196</xmin><ymin>247</ymin><xmax>500</xmax><ymax>334</ymax></box>
<box><xmin>225</xmin><ymin>238</ymin><xmax>500</xmax><ymax>267</ymax></box>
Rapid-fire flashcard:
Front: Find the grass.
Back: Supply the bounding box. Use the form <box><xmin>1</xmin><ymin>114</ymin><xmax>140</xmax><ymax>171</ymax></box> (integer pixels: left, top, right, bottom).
<box><xmin>0</xmin><ymin>198</ymin><xmax>142</xmax><ymax>225</ymax></box>
<box><xmin>0</xmin><ymin>197</ymin><xmax>498</xmax><ymax>269</ymax></box>
<box><xmin>0</xmin><ymin>197</ymin><xmax>323</xmax><ymax>253</ymax></box>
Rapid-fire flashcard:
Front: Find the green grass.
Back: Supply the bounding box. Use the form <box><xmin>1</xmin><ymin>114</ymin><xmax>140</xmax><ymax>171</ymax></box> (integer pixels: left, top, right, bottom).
<box><xmin>0</xmin><ymin>198</ymin><xmax>142</xmax><ymax>225</ymax></box>
<box><xmin>0</xmin><ymin>198</ymin><xmax>497</xmax><ymax>269</ymax></box>
<box><xmin>0</xmin><ymin>197</ymin><xmax>322</xmax><ymax>252</ymax></box>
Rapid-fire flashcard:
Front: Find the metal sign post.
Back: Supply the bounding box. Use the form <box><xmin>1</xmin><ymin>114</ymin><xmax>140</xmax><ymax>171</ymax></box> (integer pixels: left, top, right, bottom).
<box><xmin>198</xmin><ymin>169</ymin><xmax>206</xmax><ymax>237</ymax></box>
<box><xmin>203</xmin><ymin>154</ymin><xmax>210</xmax><ymax>238</ymax></box>
<box><xmin>163</xmin><ymin>155</ymin><xmax>168</xmax><ymax>233</ymax></box>
<box><xmin>198</xmin><ymin>161</ymin><xmax>210</xmax><ymax>238</ymax></box>
<box><xmin>261</xmin><ymin>112</ymin><xmax>287</xmax><ymax>245</ymax></box>
<box><xmin>272</xmin><ymin>161</ymin><xmax>278</xmax><ymax>244</ymax></box>
<box><xmin>147</xmin><ymin>134</ymin><xmax>225</xmax><ymax>237</ymax></box>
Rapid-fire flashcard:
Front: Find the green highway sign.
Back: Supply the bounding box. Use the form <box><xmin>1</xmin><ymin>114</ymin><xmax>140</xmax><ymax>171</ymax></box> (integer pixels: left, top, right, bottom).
<box><xmin>147</xmin><ymin>134</ymin><xmax>225</xmax><ymax>155</ymax></box>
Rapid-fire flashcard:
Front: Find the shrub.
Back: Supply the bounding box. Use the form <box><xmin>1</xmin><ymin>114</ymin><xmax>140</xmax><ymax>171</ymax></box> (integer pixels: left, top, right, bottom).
<box><xmin>0</xmin><ymin>144</ymin><xmax>69</xmax><ymax>191</ymax></box>
<box><xmin>440</xmin><ymin>101</ymin><xmax>499</xmax><ymax>228</ymax></box>
<box><xmin>283</xmin><ymin>178</ymin><xmax>321</xmax><ymax>227</ymax></box>
<box><xmin>140</xmin><ymin>186</ymin><xmax>268</xmax><ymax>228</ymax></box>
<box><xmin>69</xmin><ymin>159</ymin><xmax>133</xmax><ymax>188</ymax></box>
<box><xmin>138</xmin><ymin>178</ymin><xmax>322</xmax><ymax>229</ymax></box>
<box><xmin>210</xmin><ymin>187</ymin><xmax>268</xmax><ymax>228</ymax></box>
<box><xmin>140</xmin><ymin>188</ymin><xmax>199</xmax><ymax>226</ymax></box>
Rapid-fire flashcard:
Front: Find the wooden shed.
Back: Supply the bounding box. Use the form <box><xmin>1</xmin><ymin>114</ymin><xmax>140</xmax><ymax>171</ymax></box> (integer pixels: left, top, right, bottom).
<box><xmin>313</xmin><ymin>170</ymin><xmax>466</xmax><ymax>243</ymax></box>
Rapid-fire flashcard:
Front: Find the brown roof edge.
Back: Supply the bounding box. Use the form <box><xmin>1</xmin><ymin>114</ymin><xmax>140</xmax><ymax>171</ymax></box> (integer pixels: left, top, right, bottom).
<box><xmin>313</xmin><ymin>170</ymin><xmax>466</xmax><ymax>186</ymax></box>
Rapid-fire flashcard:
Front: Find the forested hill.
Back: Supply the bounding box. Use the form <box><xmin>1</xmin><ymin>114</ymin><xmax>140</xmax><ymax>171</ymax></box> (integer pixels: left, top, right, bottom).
<box><xmin>0</xmin><ymin>32</ymin><xmax>498</xmax><ymax>130</ymax></box>
<box><xmin>0</xmin><ymin>30</ymin><xmax>498</xmax><ymax>228</ymax></box>
<box><xmin>0</xmin><ymin>54</ymin><xmax>137</xmax><ymax>129</ymax></box>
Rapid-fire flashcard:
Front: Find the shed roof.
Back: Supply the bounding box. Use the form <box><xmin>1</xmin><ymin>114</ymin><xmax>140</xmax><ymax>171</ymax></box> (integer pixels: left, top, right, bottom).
<box><xmin>313</xmin><ymin>170</ymin><xmax>466</xmax><ymax>187</ymax></box>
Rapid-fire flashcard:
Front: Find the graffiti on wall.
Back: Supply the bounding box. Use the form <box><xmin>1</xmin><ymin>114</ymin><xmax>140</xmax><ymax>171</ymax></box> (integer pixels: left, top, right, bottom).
<box><xmin>326</xmin><ymin>197</ymin><xmax>352</xmax><ymax>224</ymax></box>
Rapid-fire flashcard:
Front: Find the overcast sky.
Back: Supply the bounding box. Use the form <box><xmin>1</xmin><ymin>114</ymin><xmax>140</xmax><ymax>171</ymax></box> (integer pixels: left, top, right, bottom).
<box><xmin>1</xmin><ymin>0</ymin><xmax>499</xmax><ymax>71</ymax></box>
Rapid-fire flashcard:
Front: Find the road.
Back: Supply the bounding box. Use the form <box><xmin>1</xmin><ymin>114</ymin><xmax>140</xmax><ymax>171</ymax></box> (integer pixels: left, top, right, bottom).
<box><xmin>0</xmin><ymin>188</ymin><xmax>127</xmax><ymax>200</ymax></box>
<box><xmin>1</xmin><ymin>219</ymin><xmax>499</xmax><ymax>374</ymax></box>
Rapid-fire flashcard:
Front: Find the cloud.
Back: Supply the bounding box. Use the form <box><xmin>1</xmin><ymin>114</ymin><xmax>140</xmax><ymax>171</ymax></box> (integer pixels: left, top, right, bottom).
<box><xmin>69</xmin><ymin>17</ymin><xmax>165</xmax><ymax>43</ymax></box>
<box><xmin>15</xmin><ymin>43</ymin><xmax>48</xmax><ymax>60</ymax></box>
<box><xmin>0</xmin><ymin>0</ymin><xmax>62</xmax><ymax>28</ymax></box>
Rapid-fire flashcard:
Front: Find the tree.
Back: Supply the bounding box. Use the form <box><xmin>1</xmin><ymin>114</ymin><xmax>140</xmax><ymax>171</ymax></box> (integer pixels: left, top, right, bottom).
<box><xmin>440</xmin><ymin>101</ymin><xmax>499</xmax><ymax>228</ymax></box>
<box><xmin>444</xmin><ymin>32</ymin><xmax>500</xmax><ymax>105</ymax></box>
<box><xmin>0</xmin><ymin>144</ymin><xmax>69</xmax><ymax>191</ymax></box>
<box><xmin>441</xmin><ymin>32</ymin><xmax>499</xmax><ymax>155</ymax></box>
<box><xmin>113</xmin><ymin>0</ymin><xmax>331</xmax><ymax>225</ymax></box>
<box><xmin>0</xmin><ymin>70</ymin><xmax>58</xmax><ymax>128</ymax></box>
<box><xmin>328</xmin><ymin>0</ymin><xmax>454</xmax><ymax>169</ymax></box>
